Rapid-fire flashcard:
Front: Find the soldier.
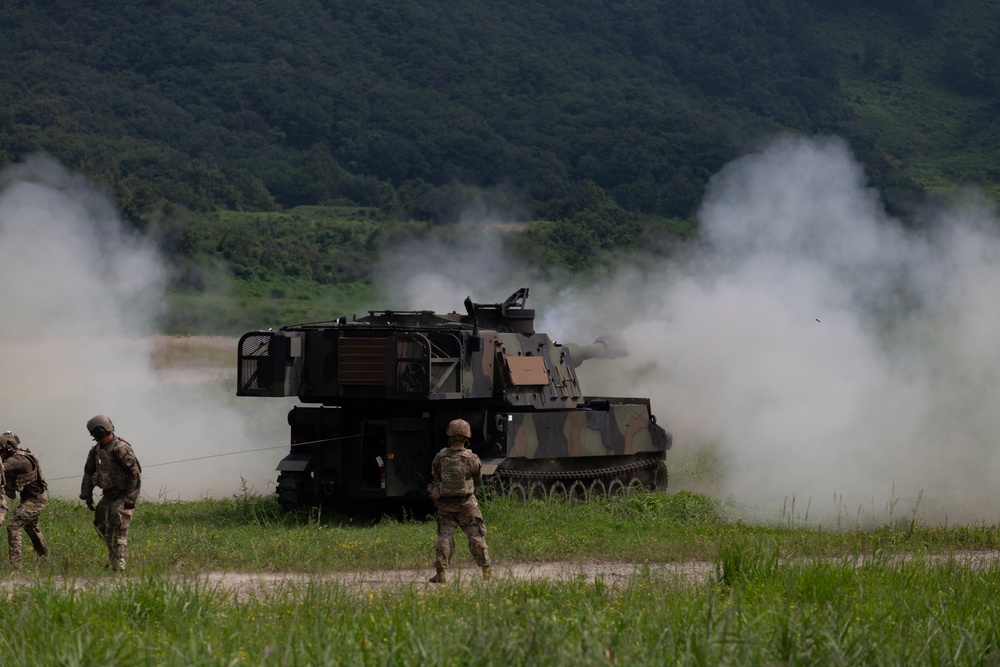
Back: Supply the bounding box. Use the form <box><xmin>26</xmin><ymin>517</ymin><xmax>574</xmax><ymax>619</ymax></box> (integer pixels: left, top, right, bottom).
<box><xmin>427</xmin><ymin>418</ymin><xmax>492</xmax><ymax>584</ymax></box>
<box><xmin>0</xmin><ymin>447</ymin><xmax>5</xmax><ymax>536</ymax></box>
<box><xmin>0</xmin><ymin>431</ymin><xmax>49</xmax><ymax>567</ymax></box>
<box><xmin>80</xmin><ymin>415</ymin><xmax>141</xmax><ymax>571</ymax></box>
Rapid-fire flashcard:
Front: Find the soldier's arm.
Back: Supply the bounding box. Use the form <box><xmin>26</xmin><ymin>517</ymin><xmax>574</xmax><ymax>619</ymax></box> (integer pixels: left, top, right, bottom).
<box><xmin>470</xmin><ymin>453</ymin><xmax>483</xmax><ymax>485</ymax></box>
<box><xmin>3</xmin><ymin>456</ymin><xmax>25</xmax><ymax>498</ymax></box>
<box><xmin>430</xmin><ymin>453</ymin><xmax>442</xmax><ymax>483</ymax></box>
<box><xmin>2</xmin><ymin>456</ymin><xmax>29</xmax><ymax>476</ymax></box>
<box><xmin>117</xmin><ymin>445</ymin><xmax>142</xmax><ymax>507</ymax></box>
<box><xmin>80</xmin><ymin>448</ymin><xmax>96</xmax><ymax>499</ymax></box>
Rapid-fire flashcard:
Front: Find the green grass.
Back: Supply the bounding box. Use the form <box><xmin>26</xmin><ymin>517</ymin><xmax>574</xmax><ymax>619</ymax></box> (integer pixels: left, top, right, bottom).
<box><xmin>13</xmin><ymin>492</ymin><xmax>1000</xmax><ymax>578</ymax></box>
<box><xmin>3</xmin><ymin>552</ymin><xmax>999</xmax><ymax>665</ymax></box>
<box><xmin>5</xmin><ymin>493</ymin><xmax>1000</xmax><ymax>665</ymax></box>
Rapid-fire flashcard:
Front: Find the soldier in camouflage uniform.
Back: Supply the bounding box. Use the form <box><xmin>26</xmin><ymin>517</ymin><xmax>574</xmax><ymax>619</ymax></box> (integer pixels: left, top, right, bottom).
<box><xmin>80</xmin><ymin>415</ymin><xmax>142</xmax><ymax>572</ymax></box>
<box><xmin>427</xmin><ymin>418</ymin><xmax>492</xmax><ymax>583</ymax></box>
<box><xmin>0</xmin><ymin>431</ymin><xmax>49</xmax><ymax>567</ymax></box>
<box><xmin>0</xmin><ymin>449</ymin><xmax>5</xmax><ymax>536</ymax></box>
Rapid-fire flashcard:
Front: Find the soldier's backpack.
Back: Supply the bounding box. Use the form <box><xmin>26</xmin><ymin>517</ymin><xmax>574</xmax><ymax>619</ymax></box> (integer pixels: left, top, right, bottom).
<box><xmin>5</xmin><ymin>448</ymin><xmax>47</xmax><ymax>496</ymax></box>
<box><xmin>438</xmin><ymin>449</ymin><xmax>474</xmax><ymax>497</ymax></box>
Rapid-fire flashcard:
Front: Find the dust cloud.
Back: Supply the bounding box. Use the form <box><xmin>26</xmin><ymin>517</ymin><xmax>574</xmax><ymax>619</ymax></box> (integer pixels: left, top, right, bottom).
<box><xmin>0</xmin><ymin>155</ymin><xmax>294</xmax><ymax>502</ymax></box>
<box><xmin>379</xmin><ymin>134</ymin><xmax>1000</xmax><ymax>526</ymax></box>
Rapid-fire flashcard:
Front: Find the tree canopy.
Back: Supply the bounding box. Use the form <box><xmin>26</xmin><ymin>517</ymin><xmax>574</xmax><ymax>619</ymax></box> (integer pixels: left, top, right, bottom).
<box><xmin>0</xmin><ymin>0</ymin><xmax>997</xmax><ymax>224</ymax></box>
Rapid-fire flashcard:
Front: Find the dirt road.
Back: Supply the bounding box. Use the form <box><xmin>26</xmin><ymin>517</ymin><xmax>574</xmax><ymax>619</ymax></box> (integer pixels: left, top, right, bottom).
<box><xmin>197</xmin><ymin>559</ymin><xmax>718</xmax><ymax>596</ymax></box>
<box><xmin>9</xmin><ymin>551</ymin><xmax>998</xmax><ymax>599</ymax></box>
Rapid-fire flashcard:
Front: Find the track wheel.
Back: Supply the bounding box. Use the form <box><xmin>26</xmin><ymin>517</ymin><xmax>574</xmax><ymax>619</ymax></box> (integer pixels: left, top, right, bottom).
<box><xmin>507</xmin><ymin>481</ymin><xmax>528</xmax><ymax>503</ymax></box>
<box><xmin>626</xmin><ymin>477</ymin><xmax>645</xmax><ymax>494</ymax></box>
<box><xmin>548</xmin><ymin>481</ymin><xmax>568</xmax><ymax>502</ymax></box>
<box><xmin>276</xmin><ymin>472</ymin><xmax>305</xmax><ymax>509</ymax></box>
<box><xmin>529</xmin><ymin>481</ymin><xmax>548</xmax><ymax>500</ymax></box>
<box><xmin>567</xmin><ymin>480</ymin><xmax>588</xmax><ymax>503</ymax></box>
<box><xmin>653</xmin><ymin>461</ymin><xmax>668</xmax><ymax>491</ymax></box>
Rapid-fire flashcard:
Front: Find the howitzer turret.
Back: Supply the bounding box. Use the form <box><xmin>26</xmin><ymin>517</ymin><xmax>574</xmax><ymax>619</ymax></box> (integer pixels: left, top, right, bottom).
<box><xmin>237</xmin><ymin>288</ymin><xmax>671</xmax><ymax>508</ymax></box>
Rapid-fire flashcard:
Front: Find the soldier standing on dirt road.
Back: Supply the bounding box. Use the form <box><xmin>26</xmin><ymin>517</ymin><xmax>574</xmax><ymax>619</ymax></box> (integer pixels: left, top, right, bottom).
<box><xmin>427</xmin><ymin>418</ymin><xmax>492</xmax><ymax>584</ymax></box>
<box><xmin>0</xmin><ymin>431</ymin><xmax>49</xmax><ymax>568</ymax></box>
<box><xmin>80</xmin><ymin>415</ymin><xmax>141</xmax><ymax>571</ymax></box>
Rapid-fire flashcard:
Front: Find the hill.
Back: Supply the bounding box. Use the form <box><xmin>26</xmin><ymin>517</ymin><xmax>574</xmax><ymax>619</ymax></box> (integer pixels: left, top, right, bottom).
<box><xmin>2</xmin><ymin>0</ymin><xmax>998</xmax><ymax>227</ymax></box>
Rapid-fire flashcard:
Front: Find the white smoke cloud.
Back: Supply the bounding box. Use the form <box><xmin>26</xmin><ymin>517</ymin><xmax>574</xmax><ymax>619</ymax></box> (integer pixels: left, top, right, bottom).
<box><xmin>9</xmin><ymin>135</ymin><xmax>1000</xmax><ymax>525</ymax></box>
<box><xmin>378</xmin><ymin>134</ymin><xmax>1000</xmax><ymax>525</ymax></box>
<box><xmin>375</xmin><ymin>221</ymin><xmax>548</xmax><ymax>313</ymax></box>
<box><xmin>0</xmin><ymin>155</ymin><xmax>294</xmax><ymax>502</ymax></box>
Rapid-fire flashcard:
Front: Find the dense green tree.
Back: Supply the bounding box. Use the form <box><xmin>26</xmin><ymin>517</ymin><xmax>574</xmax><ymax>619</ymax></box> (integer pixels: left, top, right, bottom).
<box><xmin>0</xmin><ymin>0</ymin><xmax>996</xmax><ymax>233</ymax></box>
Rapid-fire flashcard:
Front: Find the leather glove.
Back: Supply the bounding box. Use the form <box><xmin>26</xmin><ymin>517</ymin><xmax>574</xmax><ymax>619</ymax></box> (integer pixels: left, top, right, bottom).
<box><xmin>85</xmin><ymin>498</ymin><xmax>95</xmax><ymax>512</ymax></box>
<box><xmin>123</xmin><ymin>501</ymin><xmax>135</xmax><ymax>510</ymax></box>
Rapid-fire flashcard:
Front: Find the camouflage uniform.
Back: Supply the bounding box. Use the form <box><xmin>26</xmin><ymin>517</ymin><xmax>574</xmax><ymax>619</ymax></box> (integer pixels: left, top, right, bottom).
<box><xmin>1</xmin><ymin>449</ymin><xmax>49</xmax><ymax>566</ymax></box>
<box><xmin>430</xmin><ymin>446</ymin><xmax>492</xmax><ymax>576</ymax></box>
<box><xmin>80</xmin><ymin>435</ymin><xmax>141</xmax><ymax>571</ymax></box>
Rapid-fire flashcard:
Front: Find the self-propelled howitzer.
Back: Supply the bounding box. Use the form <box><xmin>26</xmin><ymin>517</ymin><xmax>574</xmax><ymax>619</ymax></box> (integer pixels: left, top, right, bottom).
<box><xmin>237</xmin><ymin>288</ymin><xmax>671</xmax><ymax>509</ymax></box>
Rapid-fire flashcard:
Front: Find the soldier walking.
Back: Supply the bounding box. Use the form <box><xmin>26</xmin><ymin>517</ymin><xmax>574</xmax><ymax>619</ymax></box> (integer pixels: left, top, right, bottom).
<box><xmin>80</xmin><ymin>415</ymin><xmax>141</xmax><ymax>571</ymax></box>
<box><xmin>0</xmin><ymin>431</ymin><xmax>49</xmax><ymax>567</ymax></box>
<box><xmin>427</xmin><ymin>419</ymin><xmax>492</xmax><ymax>583</ymax></box>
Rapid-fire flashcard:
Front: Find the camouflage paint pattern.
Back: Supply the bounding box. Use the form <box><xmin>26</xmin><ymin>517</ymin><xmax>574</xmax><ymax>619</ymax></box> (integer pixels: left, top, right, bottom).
<box><xmin>7</xmin><ymin>493</ymin><xmax>47</xmax><ymax>564</ymax></box>
<box><xmin>506</xmin><ymin>401</ymin><xmax>666</xmax><ymax>459</ymax></box>
<box><xmin>94</xmin><ymin>494</ymin><xmax>133</xmax><ymax>571</ymax></box>
<box><xmin>433</xmin><ymin>495</ymin><xmax>491</xmax><ymax>570</ymax></box>
<box><xmin>240</xmin><ymin>322</ymin><xmax>592</xmax><ymax>410</ymax></box>
<box><xmin>81</xmin><ymin>437</ymin><xmax>142</xmax><ymax>507</ymax></box>
<box><xmin>0</xmin><ymin>465</ymin><xmax>6</xmax><ymax>518</ymax></box>
<box><xmin>235</xmin><ymin>288</ymin><xmax>672</xmax><ymax>509</ymax></box>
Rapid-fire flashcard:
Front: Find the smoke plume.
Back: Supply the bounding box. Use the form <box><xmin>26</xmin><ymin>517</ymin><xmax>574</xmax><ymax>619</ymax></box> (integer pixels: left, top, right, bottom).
<box><xmin>0</xmin><ymin>155</ymin><xmax>294</xmax><ymax>502</ymax></box>
<box><xmin>379</xmin><ymin>134</ymin><xmax>1000</xmax><ymax>525</ymax></box>
<box><xmin>9</xmin><ymin>135</ymin><xmax>1000</xmax><ymax>526</ymax></box>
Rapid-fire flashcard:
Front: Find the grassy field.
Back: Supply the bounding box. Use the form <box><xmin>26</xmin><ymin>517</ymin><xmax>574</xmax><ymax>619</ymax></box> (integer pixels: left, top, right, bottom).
<box><xmin>2</xmin><ymin>492</ymin><xmax>1000</xmax><ymax>665</ymax></box>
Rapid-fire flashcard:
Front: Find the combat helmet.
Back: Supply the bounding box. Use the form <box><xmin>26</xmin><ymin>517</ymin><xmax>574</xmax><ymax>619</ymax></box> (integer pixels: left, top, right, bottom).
<box><xmin>86</xmin><ymin>415</ymin><xmax>115</xmax><ymax>440</ymax></box>
<box><xmin>0</xmin><ymin>431</ymin><xmax>20</xmax><ymax>458</ymax></box>
<box><xmin>445</xmin><ymin>419</ymin><xmax>471</xmax><ymax>442</ymax></box>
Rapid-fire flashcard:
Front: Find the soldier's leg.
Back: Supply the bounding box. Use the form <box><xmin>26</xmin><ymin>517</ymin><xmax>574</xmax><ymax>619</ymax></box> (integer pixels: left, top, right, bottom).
<box><xmin>112</xmin><ymin>506</ymin><xmax>133</xmax><ymax>571</ymax></box>
<box><xmin>105</xmin><ymin>497</ymin><xmax>132</xmax><ymax>571</ymax></box>
<box><xmin>434</xmin><ymin>509</ymin><xmax>459</xmax><ymax>571</ymax></box>
<box><xmin>25</xmin><ymin>523</ymin><xmax>47</xmax><ymax>558</ymax></box>
<box><xmin>457</xmin><ymin>511</ymin><xmax>491</xmax><ymax>568</ymax></box>
<box><xmin>7</xmin><ymin>514</ymin><xmax>23</xmax><ymax>566</ymax></box>
<box><xmin>21</xmin><ymin>496</ymin><xmax>47</xmax><ymax>557</ymax></box>
<box><xmin>94</xmin><ymin>497</ymin><xmax>118</xmax><ymax>566</ymax></box>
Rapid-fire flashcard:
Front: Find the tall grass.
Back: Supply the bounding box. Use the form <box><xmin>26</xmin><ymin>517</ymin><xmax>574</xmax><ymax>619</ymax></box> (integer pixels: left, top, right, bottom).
<box><xmin>2</xmin><ymin>556</ymin><xmax>999</xmax><ymax>665</ymax></box>
<box><xmin>14</xmin><ymin>492</ymin><xmax>1000</xmax><ymax>578</ymax></box>
<box><xmin>3</xmin><ymin>492</ymin><xmax>1000</xmax><ymax>664</ymax></box>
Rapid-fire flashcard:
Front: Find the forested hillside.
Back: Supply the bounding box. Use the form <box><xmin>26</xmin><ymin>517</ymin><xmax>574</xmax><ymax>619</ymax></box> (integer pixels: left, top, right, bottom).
<box><xmin>2</xmin><ymin>0</ymin><xmax>997</xmax><ymax>228</ymax></box>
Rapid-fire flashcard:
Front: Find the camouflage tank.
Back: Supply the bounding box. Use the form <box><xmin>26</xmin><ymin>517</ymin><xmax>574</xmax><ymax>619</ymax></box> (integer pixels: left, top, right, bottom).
<box><xmin>237</xmin><ymin>288</ymin><xmax>671</xmax><ymax>509</ymax></box>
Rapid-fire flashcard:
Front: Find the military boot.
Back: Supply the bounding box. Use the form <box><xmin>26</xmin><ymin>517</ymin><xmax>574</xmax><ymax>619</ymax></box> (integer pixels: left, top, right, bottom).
<box><xmin>111</xmin><ymin>544</ymin><xmax>126</xmax><ymax>572</ymax></box>
<box><xmin>429</xmin><ymin>567</ymin><xmax>447</xmax><ymax>584</ymax></box>
<box><xmin>31</xmin><ymin>537</ymin><xmax>48</xmax><ymax>560</ymax></box>
<box><xmin>482</xmin><ymin>565</ymin><xmax>492</xmax><ymax>579</ymax></box>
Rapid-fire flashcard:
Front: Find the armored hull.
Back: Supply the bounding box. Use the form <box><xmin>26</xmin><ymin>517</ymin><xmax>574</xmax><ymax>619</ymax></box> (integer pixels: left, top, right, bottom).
<box><xmin>237</xmin><ymin>288</ymin><xmax>671</xmax><ymax>508</ymax></box>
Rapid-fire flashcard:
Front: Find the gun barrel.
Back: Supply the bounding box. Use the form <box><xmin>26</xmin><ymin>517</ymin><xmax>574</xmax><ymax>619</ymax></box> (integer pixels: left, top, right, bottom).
<box><xmin>564</xmin><ymin>335</ymin><xmax>627</xmax><ymax>369</ymax></box>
